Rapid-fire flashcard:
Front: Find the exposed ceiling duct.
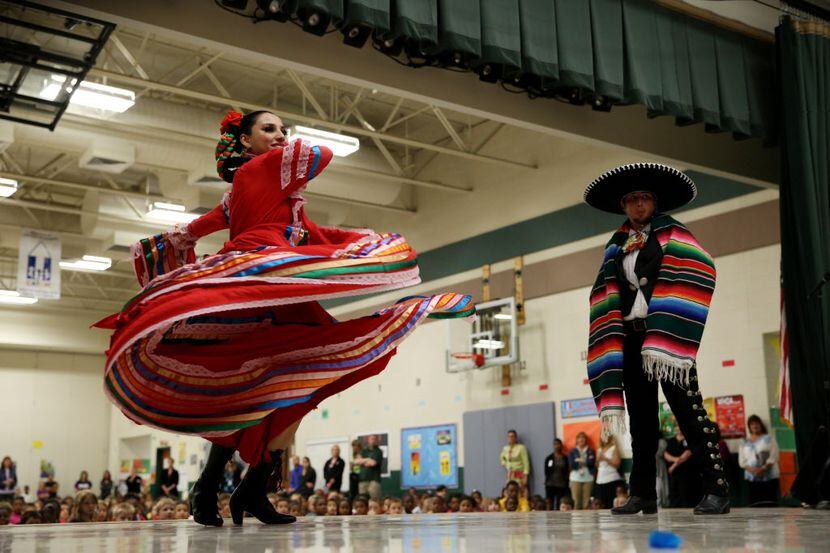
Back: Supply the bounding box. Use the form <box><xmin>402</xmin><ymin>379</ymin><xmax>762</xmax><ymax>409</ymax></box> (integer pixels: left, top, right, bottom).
<box><xmin>78</xmin><ymin>138</ymin><xmax>136</xmax><ymax>174</ymax></box>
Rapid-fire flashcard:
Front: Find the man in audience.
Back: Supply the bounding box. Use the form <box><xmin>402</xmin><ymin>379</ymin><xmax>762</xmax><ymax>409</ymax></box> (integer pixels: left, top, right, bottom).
<box><xmin>289</xmin><ymin>455</ymin><xmax>303</xmax><ymax>494</ymax></box>
<box><xmin>355</xmin><ymin>435</ymin><xmax>383</xmax><ymax>501</ymax></box>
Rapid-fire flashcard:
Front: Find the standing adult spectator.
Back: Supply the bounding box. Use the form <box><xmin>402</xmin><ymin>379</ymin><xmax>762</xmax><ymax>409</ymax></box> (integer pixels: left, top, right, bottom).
<box><xmin>41</xmin><ymin>473</ymin><xmax>59</xmax><ymax>499</ymax></box>
<box><xmin>300</xmin><ymin>457</ymin><xmax>316</xmax><ymax>498</ymax></box>
<box><xmin>543</xmin><ymin>439</ymin><xmax>570</xmax><ymax>510</ymax></box>
<box><xmin>595</xmin><ymin>434</ymin><xmax>625</xmax><ymax>508</ymax></box>
<box><xmin>126</xmin><ymin>467</ymin><xmax>143</xmax><ymax>496</ymax></box>
<box><xmin>159</xmin><ymin>457</ymin><xmax>180</xmax><ymax>498</ymax></box>
<box><xmin>739</xmin><ymin>415</ymin><xmax>780</xmax><ymax>506</ymax></box>
<box><xmin>0</xmin><ymin>457</ymin><xmax>16</xmax><ymax>503</ymax></box>
<box><xmin>349</xmin><ymin>440</ymin><xmax>361</xmax><ymax>500</ymax></box>
<box><xmin>288</xmin><ymin>456</ymin><xmax>303</xmax><ymax>493</ymax></box>
<box><xmin>664</xmin><ymin>430</ymin><xmax>698</xmax><ymax>507</ymax></box>
<box><xmin>567</xmin><ymin>432</ymin><xmax>596</xmax><ymax>510</ymax></box>
<box><xmin>75</xmin><ymin>470</ymin><xmax>93</xmax><ymax>492</ymax></box>
<box><xmin>324</xmin><ymin>445</ymin><xmax>345</xmax><ymax>493</ymax></box>
<box><xmin>99</xmin><ymin>470</ymin><xmax>113</xmax><ymax>500</ymax></box>
<box><xmin>499</xmin><ymin>430</ymin><xmax>530</xmax><ymax>496</ymax></box>
<box><xmin>356</xmin><ymin>434</ymin><xmax>383</xmax><ymax>500</ymax></box>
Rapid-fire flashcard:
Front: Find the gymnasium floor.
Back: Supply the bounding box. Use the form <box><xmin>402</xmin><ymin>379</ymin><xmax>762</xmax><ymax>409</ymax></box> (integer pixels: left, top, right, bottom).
<box><xmin>1</xmin><ymin>508</ymin><xmax>827</xmax><ymax>552</ymax></box>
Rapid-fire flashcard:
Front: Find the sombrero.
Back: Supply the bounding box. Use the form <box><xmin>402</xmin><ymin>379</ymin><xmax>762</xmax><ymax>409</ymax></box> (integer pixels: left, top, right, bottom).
<box><xmin>583</xmin><ymin>163</ymin><xmax>697</xmax><ymax>214</ymax></box>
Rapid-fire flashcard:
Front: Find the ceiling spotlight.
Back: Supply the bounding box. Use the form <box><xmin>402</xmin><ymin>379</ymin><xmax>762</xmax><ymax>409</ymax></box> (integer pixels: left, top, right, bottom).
<box><xmin>592</xmin><ymin>95</ymin><xmax>613</xmax><ymax>112</ymax></box>
<box><xmin>298</xmin><ymin>7</ymin><xmax>330</xmax><ymax>36</ymax></box>
<box><xmin>342</xmin><ymin>23</ymin><xmax>371</xmax><ymax>48</ymax></box>
<box><xmin>476</xmin><ymin>63</ymin><xmax>501</xmax><ymax>84</ymax></box>
<box><xmin>256</xmin><ymin>0</ymin><xmax>291</xmax><ymax>21</ymax></box>
<box><xmin>146</xmin><ymin>201</ymin><xmax>199</xmax><ymax>224</ymax></box>
<box><xmin>60</xmin><ymin>255</ymin><xmax>112</xmax><ymax>272</ymax></box>
<box><xmin>374</xmin><ymin>32</ymin><xmax>403</xmax><ymax>57</ymax></box>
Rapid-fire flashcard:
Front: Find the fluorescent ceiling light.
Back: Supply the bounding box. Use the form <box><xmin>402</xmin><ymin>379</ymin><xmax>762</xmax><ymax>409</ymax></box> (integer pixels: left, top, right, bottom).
<box><xmin>290</xmin><ymin>126</ymin><xmax>360</xmax><ymax>157</ymax></box>
<box><xmin>0</xmin><ymin>177</ymin><xmax>17</xmax><ymax>198</ymax></box>
<box><xmin>493</xmin><ymin>313</ymin><xmax>513</xmax><ymax>320</ymax></box>
<box><xmin>473</xmin><ymin>339</ymin><xmax>505</xmax><ymax>350</ymax></box>
<box><xmin>0</xmin><ymin>290</ymin><xmax>38</xmax><ymax>305</ymax></box>
<box><xmin>40</xmin><ymin>75</ymin><xmax>135</xmax><ymax>113</ymax></box>
<box><xmin>60</xmin><ymin>255</ymin><xmax>112</xmax><ymax>272</ymax></box>
<box><xmin>146</xmin><ymin>201</ymin><xmax>198</xmax><ymax>224</ymax></box>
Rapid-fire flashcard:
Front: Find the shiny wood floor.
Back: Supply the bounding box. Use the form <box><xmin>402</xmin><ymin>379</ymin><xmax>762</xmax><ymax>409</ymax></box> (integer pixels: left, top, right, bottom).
<box><xmin>1</xmin><ymin>508</ymin><xmax>828</xmax><ymax>552</ymax></box>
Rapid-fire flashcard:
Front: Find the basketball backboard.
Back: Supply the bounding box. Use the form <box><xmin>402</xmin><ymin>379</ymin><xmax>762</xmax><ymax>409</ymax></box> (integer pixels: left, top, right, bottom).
<box><xmin>446</xmin><ymin>297</ymin><xmax>519</xmax><ymax>373</ymax></box>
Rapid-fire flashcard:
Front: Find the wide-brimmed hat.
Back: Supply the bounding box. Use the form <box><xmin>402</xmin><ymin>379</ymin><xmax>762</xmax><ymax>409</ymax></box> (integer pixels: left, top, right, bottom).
<box><xmin>583</xmin><ymin>163</ymin><xmax>697</xmax><ymax>214</ymax></box>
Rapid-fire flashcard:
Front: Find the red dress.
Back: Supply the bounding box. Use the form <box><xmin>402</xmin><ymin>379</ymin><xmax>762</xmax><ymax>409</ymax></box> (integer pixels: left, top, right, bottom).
<box><xmin>95</xmin><ymin>139</ymin><xmax>473</xmax><ymax>464</ymax></box>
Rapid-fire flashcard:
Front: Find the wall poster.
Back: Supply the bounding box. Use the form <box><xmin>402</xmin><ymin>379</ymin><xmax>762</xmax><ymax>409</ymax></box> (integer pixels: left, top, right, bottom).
<box><xmin>400</xmin><ymin>424</ymin><xmax>458</xmax><ymax>489</ymax></box>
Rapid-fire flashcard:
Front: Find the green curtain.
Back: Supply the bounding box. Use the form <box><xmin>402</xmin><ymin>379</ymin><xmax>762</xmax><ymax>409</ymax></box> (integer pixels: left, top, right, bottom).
<box><xmin>287</xmin><ymin>0</ymin><xmax>776</xmax><ymax>142</ymax></box>
<box><xmin>778</xmin><ymin>17</ymin><xmax>830</xmax><ymax>503</ymax></box>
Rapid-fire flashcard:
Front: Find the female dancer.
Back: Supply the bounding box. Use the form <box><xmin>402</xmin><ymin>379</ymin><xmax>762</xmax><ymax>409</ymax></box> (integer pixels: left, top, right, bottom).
<box><xmin>95</xmin><ymin>110</ymin><xmax>473</xmax><ymax>526</ymax></box>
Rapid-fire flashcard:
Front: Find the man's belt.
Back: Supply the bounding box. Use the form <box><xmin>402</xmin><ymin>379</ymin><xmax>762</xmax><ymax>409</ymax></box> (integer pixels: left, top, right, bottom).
<box><xmin>623</xmin><ymin>318</ymin><xmax>647</xmax><ymax>333</ymax></box>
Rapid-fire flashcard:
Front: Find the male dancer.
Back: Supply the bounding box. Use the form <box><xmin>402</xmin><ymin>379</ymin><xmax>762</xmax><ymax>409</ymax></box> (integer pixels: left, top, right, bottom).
<box><xmin>584</xmin><ymin>163</ymin><xmax>729</xmax><ymax>515</ymax></box>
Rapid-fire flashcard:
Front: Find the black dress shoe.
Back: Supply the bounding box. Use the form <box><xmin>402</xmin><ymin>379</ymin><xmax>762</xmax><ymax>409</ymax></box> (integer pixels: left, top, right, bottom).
<box><xmin>693</xmin><ymin>494</ymin><xmax>730</xmax><ymax>515</ymax></box>
<box><xmin>611</xmin><ymin>496</ymin><xmax>657</xmax><ymax>515</ymax></box>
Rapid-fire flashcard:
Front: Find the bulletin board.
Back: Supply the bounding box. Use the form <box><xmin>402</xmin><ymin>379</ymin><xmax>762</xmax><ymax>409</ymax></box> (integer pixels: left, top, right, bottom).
<box><xmin>400</xmin><ymin>424</ymin><xmax>458</xmax><ymax>489</ymax></box>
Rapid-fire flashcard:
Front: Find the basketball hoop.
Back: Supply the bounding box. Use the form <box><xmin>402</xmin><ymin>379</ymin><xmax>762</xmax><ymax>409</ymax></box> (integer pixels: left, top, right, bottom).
<box><xmin>449</xmin><ymin>352</ymin><xmax>485</xmax><ymax>368</ymax></box>
<box><xmin>446</xmin><ymin>351</ymin><xmax>486</xmax><ymax>374</ymax></box>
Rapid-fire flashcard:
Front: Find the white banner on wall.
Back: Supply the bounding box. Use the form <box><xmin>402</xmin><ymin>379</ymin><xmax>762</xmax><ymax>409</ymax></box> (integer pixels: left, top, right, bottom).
<box><xmin>17</xmin><ymin>229</ymin><xmax>61</xmax><ymax>299</ymax></box>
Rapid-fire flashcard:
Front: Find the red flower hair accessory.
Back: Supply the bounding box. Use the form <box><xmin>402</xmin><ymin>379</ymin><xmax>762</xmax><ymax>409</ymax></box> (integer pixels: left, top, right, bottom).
<box><xmin>220</xmin><ymin>110</ymin><xmax>243</xmax><ymax>134</ymax></box>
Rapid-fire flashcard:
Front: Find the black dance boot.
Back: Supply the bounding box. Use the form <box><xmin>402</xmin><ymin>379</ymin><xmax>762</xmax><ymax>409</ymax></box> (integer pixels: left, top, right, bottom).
<box><xmin>693</xmin><ymin>494</ymin><xmax>730</xmax><ymax>515</ymax></box>
<box><xmin>191</xmin><ymin>444</ymin><xmax>235</xmax><ymax>526</ymax></box>
<box><xmin>611</xmin><ymin>496</ymin><xmax>658</xmax><ymax>515</ymax></box>
<box><xmin>230</xmin><ymin>449</ymin><xmax>296</xmax><ymax>525</ymax></box>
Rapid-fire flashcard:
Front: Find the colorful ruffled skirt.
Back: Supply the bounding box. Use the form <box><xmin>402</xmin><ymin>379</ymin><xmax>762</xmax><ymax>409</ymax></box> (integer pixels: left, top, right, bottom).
<box><xmin>95</xmin><ymin>231</ymin><xmax>473</xmax><ymax>463</ymax></box>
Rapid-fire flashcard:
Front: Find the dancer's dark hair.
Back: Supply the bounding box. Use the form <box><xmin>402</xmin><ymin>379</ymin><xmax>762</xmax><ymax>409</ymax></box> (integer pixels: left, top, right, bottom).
<box><xmin>215</xmin><ymin>110</ymin><xmax>274</xmax><ymax>181</ymax></box>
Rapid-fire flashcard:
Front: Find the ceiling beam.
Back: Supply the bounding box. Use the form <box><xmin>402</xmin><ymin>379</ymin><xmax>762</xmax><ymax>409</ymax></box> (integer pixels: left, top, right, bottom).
<box><xmin>57</xmin><ymin>115</ymin><xmax>472</xmax><ymax>194</ymax></box>
<box><xmin>88</xmin><ymin>69</ymin><xmax>537</xmax><ymax>171</ymax></box>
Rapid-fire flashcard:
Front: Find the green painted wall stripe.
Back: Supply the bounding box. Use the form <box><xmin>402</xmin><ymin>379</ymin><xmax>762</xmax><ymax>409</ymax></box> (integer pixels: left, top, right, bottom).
<box><xmin>328</xmin><ymin>172</ymin><xmax>760</xmax><ymax>307</ymax></box>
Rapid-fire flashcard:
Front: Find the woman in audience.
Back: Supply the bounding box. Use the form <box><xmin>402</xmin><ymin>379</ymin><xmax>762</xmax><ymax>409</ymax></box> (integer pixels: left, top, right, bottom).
<box><xmin>0</xmin><ymin>457</ymin><xmax>16</xmax><ymax>503</ymax></box>
<box><xmin>739</xmin><ymin>414</ymin><xmax>781</xmax><ymax>506</ymax></box>
<box><xmin>500</xmin><ymin>430</ymin><xmax>531</xmax><ymax>497</ymax></box>
<box><xmin>595</xmin><ymin>434</ymin><xmax>625</xmax><ymax>508</ymax></box>
<box><xmin>69</xmin><ymin>490</ymin><xmax>98</xmax><ymax>522</ymax></box>
<box><xmin>75</xmin><ymin>470</ymin><xmax>93</xmax><ymax>492</ymax></box>
<box><xmin>99</xmin><ymin>470</ymin><xmax>113</xmax><ymax>500</ymax></box>
<box><xmin>567</xmin><ymin>432</ymin><xmax>596</xmax><ymax>510</ymax></box>
<box><xmin>300</xmin><ymin>457</ymin><xmax>317</xmax><ymax>499</ymax></box>
<box><xmin>544</xmin><ymin>438</ymin><xmax>571</xmax><ymax>510</ymax></box>
<box><xmin>324</xmin><ymin>445</ymin><xmax>346</xmax><ymax>493</ymax></box>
